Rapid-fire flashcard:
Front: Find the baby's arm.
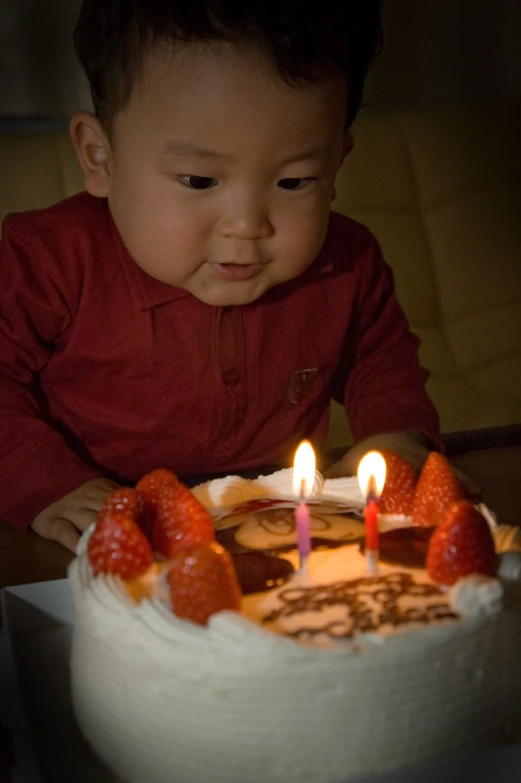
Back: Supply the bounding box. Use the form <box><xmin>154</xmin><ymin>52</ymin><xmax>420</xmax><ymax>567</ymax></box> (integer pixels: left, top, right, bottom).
<box><xmin>330</xmin><ymin>230</ymin><xmax>439</xmax><ymax>451</ymax></box>
<box><xmin>30</xmin><ymin>477</ymin><xmax>120</xmax><ymax>552</ymax></box>
<box><xmin>327</xmin><ymin>227</ymin><xmax>477</xmax><ymax>494</ymax></box>
<box><xmin>0</xmin><ymin>217</ymin><xmax>110</xmax><ymax>541</ymax></box>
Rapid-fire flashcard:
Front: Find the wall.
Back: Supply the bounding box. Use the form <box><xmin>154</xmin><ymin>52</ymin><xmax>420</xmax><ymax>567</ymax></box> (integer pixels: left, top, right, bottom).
<box><xmin>365</xmin><ymin>0</ymin><xmax>521</xmax><ymax>111</ymax></box>
<box><xmin>1</xmin><ymin>1</ymin><xmax>520</xmax><ymax>119</ymax></box>
<box><xmin>0</xmin><ymin>0</ymin><xmax>90</xmax><ymax>116</ymax></box>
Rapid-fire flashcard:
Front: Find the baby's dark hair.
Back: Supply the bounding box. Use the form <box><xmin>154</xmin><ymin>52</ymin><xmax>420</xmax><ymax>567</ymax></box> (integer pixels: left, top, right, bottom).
<box><xmin>74</xmin><ymin>0</ymin><xmax>383</xmax><ymax>132</ymax></box>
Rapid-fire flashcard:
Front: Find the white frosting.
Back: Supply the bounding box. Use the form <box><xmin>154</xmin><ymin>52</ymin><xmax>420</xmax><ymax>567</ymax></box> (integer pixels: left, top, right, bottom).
<box><xmin>498</xmin><ymin>551</ymin><xmax>521</xmax><ymax>582</ymax></box>
<box><xmin>193</xmin><ymin>469</ymin><xmax>337</xmax><ymax>511</ymax></box>
<box><xmin>69</xmin><ymin>471</ymin><xmax>521</xmax><ymax>783</ymax></box>
<box><xmin>449</xmin><ymin>575</ymin><xmax>504</xmax><ymax>617</ymax></box>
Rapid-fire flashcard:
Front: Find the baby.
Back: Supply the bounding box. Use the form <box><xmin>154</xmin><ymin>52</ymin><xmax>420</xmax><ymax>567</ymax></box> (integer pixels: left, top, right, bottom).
<box><xmin>0</xmin><ymin>0</ymin><xmax>441</xmax><ymax>551</ymax></box>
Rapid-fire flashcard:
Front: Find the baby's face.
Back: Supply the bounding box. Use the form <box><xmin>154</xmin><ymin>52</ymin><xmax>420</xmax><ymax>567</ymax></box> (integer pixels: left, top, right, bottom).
<box><xmin>107</xmin><ymin>42</ymin><xmax>349</xmax><ymax>306</ymax></box>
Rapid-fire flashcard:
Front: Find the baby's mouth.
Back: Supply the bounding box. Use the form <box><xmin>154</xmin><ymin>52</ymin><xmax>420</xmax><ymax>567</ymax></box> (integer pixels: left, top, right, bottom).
<box><xmin>208</xmin><ymin>261</ymin><xmax>266</xmax><ymax>281</ymax></box>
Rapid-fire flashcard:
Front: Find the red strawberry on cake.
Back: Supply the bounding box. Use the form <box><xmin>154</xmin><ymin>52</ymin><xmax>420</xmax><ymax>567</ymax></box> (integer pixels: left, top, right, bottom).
<box><xmin>98</xmin><ymin>487</ymin><xmax>140</xmax><ymax>522</ymax></box>
<box><xmin>378</xmin><ymin>451</ymin><xmax>417</xmax><ymax>515</ymax></box>
<box><xmin>168</xmin><ymin>540</ymin><xmax>242</xmax><ymax>625</ymax></box>
<box><xmin>153</xmin><ymin>480</ymin><xmax>215</xmax><ymax>558</ymax></box>
<box><xmin>411</xmin><ymin>451</ymin><xmax>465</xmax><ymax>527</ymax></box>
<box><xmin>135</xmin><ymin>468</ymin><xmax>178</xmax><ymax>536</ymax></box>
<box><xmin>426</xmin><ymin>500</ymin><xmax>497</xmax><ymax>586</ymax></box>
<box><xmin>88</xmin><ymin>512</ymin><xmax>154</xmax><ymax>580</ymax></box>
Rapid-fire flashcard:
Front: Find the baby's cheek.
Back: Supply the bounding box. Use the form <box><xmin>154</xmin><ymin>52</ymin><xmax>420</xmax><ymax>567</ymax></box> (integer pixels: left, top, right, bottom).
<box><xmin>277</xmin><ymin>230</ymin><xmax>324</xmax><ymax>277</ymax></box>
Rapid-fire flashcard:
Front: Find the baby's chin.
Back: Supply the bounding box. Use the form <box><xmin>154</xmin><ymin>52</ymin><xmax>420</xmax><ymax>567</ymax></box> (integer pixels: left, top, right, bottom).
<box><xmin>184</xmin><ymin>277</ymin><xmax>275</xmax><ymax>307</ymax></box>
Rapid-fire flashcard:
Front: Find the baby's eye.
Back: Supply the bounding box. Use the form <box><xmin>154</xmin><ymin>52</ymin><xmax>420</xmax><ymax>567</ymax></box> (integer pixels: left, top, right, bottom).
<box><xmin>178</xmin><ymin>175</ymin><xmax>218</xmax><ymax>190</ymax></box>
<box><xmin>277</xmin><ymin>177</ymin><xmax>315</xmax><ymax>190</ymax></box>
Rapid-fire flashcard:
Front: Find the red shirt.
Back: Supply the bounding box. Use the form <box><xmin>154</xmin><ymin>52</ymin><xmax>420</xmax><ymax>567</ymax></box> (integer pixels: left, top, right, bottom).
<box><xmin>0</xmin><ymin>193</ymin><xmax>439</xmax><ymax>530</ymax></box>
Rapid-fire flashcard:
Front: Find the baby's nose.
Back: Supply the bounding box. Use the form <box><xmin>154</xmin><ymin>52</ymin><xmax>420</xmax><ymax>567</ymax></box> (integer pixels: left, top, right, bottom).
<box><xmin>220</xmin><ymin>202</ymin><xmax>274</xmax><ymax>241</ymax></box>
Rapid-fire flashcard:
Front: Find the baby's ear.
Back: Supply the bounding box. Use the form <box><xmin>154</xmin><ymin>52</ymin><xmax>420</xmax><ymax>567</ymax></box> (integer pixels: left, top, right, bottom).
<box><xmin>69</xmin><ymin>112</ymin><xmax>112</xmax><ymax>198</ymax></box>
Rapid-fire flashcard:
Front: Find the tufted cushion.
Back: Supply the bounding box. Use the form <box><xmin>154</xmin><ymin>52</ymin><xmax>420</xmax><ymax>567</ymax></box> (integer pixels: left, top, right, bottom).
<box><xmin>0</xmin><ymin>96</ymin><xmax>520</xmax><ymax>447</ymax></box>
<box><xmin>329</xmin><ymin>94</ymin><xmax>521</xmax><ymax>447</ymax></box>
<box><xmin>0</xmin><ymin>132</ymin><xmax>82</xmax><ymax>218</ymax></box>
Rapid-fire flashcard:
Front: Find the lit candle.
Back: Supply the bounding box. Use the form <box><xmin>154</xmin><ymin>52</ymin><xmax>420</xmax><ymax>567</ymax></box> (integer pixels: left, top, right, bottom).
<box><xmin>357</xmin><ymin>451</ymin><xmax>387</xmax><ymax>575</ymax></box>
<box><xmin>293</xmin><ymin>440</ymin><xmax>316</xmax><ymax>571</ymax></box>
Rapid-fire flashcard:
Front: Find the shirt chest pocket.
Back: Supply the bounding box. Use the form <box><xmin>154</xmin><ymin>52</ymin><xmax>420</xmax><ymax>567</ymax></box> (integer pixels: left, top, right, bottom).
<box><xmin>286</xmin><ymin>367</ymin><xmax>322</xmax><ymax>405</ymax></box>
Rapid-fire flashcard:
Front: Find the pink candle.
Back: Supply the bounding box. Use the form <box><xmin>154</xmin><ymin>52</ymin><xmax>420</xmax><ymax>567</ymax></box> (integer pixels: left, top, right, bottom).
<box><xmin>293</xmin><ymin>441</ymin><xmax>316</xmax><ymax>572</ymax></box>
<box><xmin>296</xmin><ymin>497</ymin><xmax>311</xmax><ymax>570</ymax></box>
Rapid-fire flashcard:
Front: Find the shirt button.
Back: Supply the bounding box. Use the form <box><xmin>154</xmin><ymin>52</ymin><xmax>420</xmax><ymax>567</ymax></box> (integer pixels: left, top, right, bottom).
<box><xmin>222</xmin><ymin>368</ymin><xmax>240</xmax><ymax>386</ymax></box>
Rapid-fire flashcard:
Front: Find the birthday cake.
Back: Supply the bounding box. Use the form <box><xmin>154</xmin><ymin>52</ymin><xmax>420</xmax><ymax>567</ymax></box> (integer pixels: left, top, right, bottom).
<box><xmin>68</xmin><ymin>458</ymin><xmax>521</xmax><ymax>783</ymax></box>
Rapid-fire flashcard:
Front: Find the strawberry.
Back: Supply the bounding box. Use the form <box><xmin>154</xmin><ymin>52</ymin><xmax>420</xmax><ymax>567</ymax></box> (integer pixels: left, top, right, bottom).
<box><xmin>135</xmin><ymin>468</ymin><xmax>179</xmax><ymax>538</ymax></box>
<box><xmin>98</xmin><ymin>487</ymin><xmax>139</xmax><ymax>522</ymax></box>
<box><xmin>411</xmin><ymin>452</ymin><xmax>465</xmax><ymax>527</ymax></box>
<box><xmin>153</xmin><ymin>481</ymin><xmax>214</xmax><ymax>558</ymax></box>
<box><xmin>378</xmin><ymin>451</ymin><xmax>418</xmax><ymax>515</ymax></box>
<box><xmin>168</xmin><ymin>541</ymin><xmax>242</xmax><ymax>625</ymax></box>
<box><xmin>426</xmin><ymin>501</ymin><xmax>497</xmax><ymax>586</ymax></box>
<box><xmin>88</xmin><ymin>512</ymin><xmax>154</xmax><ymax>580</ymax></box>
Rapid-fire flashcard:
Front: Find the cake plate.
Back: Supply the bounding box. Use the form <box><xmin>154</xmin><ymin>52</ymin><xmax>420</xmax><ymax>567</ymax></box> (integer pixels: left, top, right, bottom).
<box><xmin>1</xmin><ymin>579</ymin><xmax>521</xmax><ymax>783</ymax></box>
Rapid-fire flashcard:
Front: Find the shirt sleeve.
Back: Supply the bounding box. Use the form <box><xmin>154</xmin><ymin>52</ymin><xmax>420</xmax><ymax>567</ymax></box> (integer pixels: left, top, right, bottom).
<box><xmin>0</xmin><ymin>217</ymin><xmax>102</xmax><ymax>530</ymax></box>
<box><xmin>333</xmin><ymin>227</ymin><xmax>442</xmax><ymax>449</ymax></box>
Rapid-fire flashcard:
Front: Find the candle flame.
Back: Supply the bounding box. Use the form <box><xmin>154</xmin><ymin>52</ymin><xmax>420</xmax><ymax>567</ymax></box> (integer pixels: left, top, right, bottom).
<box><xmin>293</xmin><ymin>440</ymin><xmax>316</xmax><ymax>498</ymax></box>
<box><xmin>357</xmin><ymin>451</ymin><xmax>386</xmax><ymax>500</ymax></box>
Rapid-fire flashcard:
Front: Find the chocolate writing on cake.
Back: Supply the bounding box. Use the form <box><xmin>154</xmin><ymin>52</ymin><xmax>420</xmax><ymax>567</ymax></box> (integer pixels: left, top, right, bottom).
<box><xmin>262</xmin><ymin>572</ymin><xmax>458</xmax><ymax>640</ymax></box>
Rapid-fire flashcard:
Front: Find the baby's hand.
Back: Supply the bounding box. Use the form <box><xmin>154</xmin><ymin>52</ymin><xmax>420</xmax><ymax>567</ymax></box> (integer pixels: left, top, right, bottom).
<box><xmin>324</xmin><ymin>432</ymin><xmax>481</xmax><ymax>499</ymax></box>
<box><xmin>324</xmin><ymin>432</ymin><xmax>431</xmax><ymax>478</ymax></box>
<box><xmin>30</xmin><ymin>477</ymin><xmax>120</xmax><ymax>553</ymax></box>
